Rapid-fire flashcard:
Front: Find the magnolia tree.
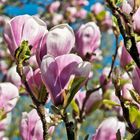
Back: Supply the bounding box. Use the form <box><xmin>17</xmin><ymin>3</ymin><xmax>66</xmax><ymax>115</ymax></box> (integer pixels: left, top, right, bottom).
<box><xmin>1</xmin><ymin>0</ymin><xmax>140</xmax><ymax>140</ymax></box>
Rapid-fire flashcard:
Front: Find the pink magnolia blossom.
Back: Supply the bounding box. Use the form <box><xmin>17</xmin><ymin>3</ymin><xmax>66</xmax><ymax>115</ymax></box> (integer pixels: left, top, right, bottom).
<box><xmin>118</xmin><ymin>42</ymin><xmax>133</xmax><ymax>69</ymax></box>
<box><xmin>75</xmin><ymin>9</ymin><xmax>87</xmax><ymax>19</ymax></box>
<box><xmin>71</xmin><ymin>0</ymin><xmax>89</xmax><ymax>6</ymax></box>
<box><xmin>0</xmin><ymin>113</ymin><xmax>11</xmax><ymax>139</ymax></box>
<box><xmin>3</xmin><ymin>15</ymin><xmax>47</xmax><ymax>57</ymax></box>
<box><xmin>48</xmin><ymin>1</ymin><xmax>60</xmax><ymax>14</ymax></box>
<box><xmin>41</xmin><ymin>54</ymin><xmax>91</xmax><ymax>106</ymax></box>
<box><xmin>20</xmin><ymin>109</ymin><xmax>55</xmax><ymax>140</ymax></box>
<box><xmin>0</xmin><ymin>83</ymin><xmax>19</xmax><ymax>113</ymax></box>
<box><xmin>99</xmin><ymin>67</ymin><xmax>111</xmax><ymax>92</ymax></box>
<box><xmin>76</xmin><ymin>22</ymin><xmax>101</xmax><ymax>58</ymax></box>
<box><xmin>46</xmin><ymin>24</ymin><xmax>75</xmax><ymax>57</ymax></box>
<box><xmin>91</xmin><ymin>3</ymin><xmax>104</xmax><ymax>15</ymax></box>
<box><xmin>92</xmin><ymin>117</ymin><xmax>126</xmax><ymax>140</ymax></box>
<box><xmin>36</xmin><ymin>33</ymin><xmax>47</xmax><ymax>66</ymax></box>
<box><xmin>121</xmin><ymin>0</ymin><xmax>133</xmax><ymax>14</ymax></box>
<box><xmin>0</xmin><ymin>16</ymin><xmax>9</xmax><ymax>27</ymax></box>
<box><xmin>52</xmin><ymin>13</ymin><xmax>63</xmax><ymax>25</ymax></box>
<box><xmin>74</xmin><ymin>89</ymin><xmax>102</xmax><ymax>115</ymax></box>
<box><xmin>23</xmin><ymin>66</ymin><xmax>49</xmax><ymax>101</ymax></box>
<box><xmin>101</xmin><ymin>11</ymin><xmax>112</xmax><ymax>30</ymax></box>
<box><xmin>6</xmin><ymin>65</ymin><xmax>22</xmax><ymax>88</ymax></box>
<box><xmin>132</xmin><ymin>67</ymin><xmax>140</xmax><ymax>95</ymax></box>
<box><xmin>133</xmin><ymin>7</ymin><xmax>140</xmax><ymax>33</ymax></box>
<box><xmin>66</xmin><ymin>7</ymin><xmax>77</xmax><ymax>22</ymax></box>
<box><xmin>121</xmin><ymin>83</ymin><xmax>133</xmax><ymax>101</ymax></box>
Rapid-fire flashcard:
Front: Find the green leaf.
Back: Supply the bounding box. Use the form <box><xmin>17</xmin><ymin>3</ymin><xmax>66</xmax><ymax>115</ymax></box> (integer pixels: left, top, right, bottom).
<box><xmin>103</xmin><ymin>99</ymin><xmax>120</xmax><ymax>107</ymax></box>
<box><xmin>129</xmin><ymin>89</ymin><xmax>140</xmax><ymax>104</ymax></box>
<box><xmin>0</xmin><ymin>109</ymin><xmax>6</xmax><ymax>120</ymax></box>
<box><xmin>63</xmin><ymin>76</ymin><xmax>85</xmax><ymax>109</ymax></box>
<box><xmin>15</xmin><ymin>40</ymin><xmax>31</xmax><ymax>64</ymax></box>
<box><xmin>96</xmin><ymin>11</ymin><xmax>106</xmax><ymax>21</ymax></box>
<box><xmin>71</xmin><ymin>100</ymin><xmax>79</xmax><ymax>115</ymax></box>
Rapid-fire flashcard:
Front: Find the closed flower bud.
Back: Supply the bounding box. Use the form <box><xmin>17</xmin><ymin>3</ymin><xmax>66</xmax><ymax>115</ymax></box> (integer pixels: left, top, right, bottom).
<box><xmin>76</xmin><ymin>22</ymin><xmax>101</xmax><ymax>59</ymax></box>
<box><xmin>46</xmin><ymin>24</ymin><xmax>75</xmax><ymax>57</ymax></box>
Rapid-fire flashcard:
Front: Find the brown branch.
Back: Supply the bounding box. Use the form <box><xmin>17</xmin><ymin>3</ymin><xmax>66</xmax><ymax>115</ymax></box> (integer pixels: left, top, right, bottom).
<box><xmin>106</xmin><ymin>0</ymin><xmax>140</xmax><ymax>68</ymax></box>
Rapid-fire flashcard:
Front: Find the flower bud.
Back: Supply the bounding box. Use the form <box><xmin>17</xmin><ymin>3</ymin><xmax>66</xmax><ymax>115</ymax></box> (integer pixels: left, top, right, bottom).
<box><xmin>133</xmin><ymin>7</ymin><xmax>140</xmax><ymax>33</ymax></box>
<box><xmin>46</xmin><ymin>24</ymin><xmax>75</xmax><ymax>57</ymax></box>
<box><xmin>0</xmin><ymin>83</ymin><xmax>19</xmax><ymax>113</ymax></box>
<box><xmin>41</xmin><ymin>54</ymin><xmax>91</xmax><ymax>106</ymax></box>
<box><xmin>132</xmin><ymin>67</ymin><xmax>140</xmax><ymax>95</ymax></box>
<box><xmin>20</xmin><ymin>109</ymin><xmax>55</xmax><ymax>140</ymax></box>
<box><xmin>76</xmin><ymin>22</ymin><xmax>101</xmax><ymax>58</ymax></box>
<box><xmin>6</xmin><ymin>65</ymin><xmax>22</xmax><ymax>88</ymax></box>
<box><xmin>92</xmin><ymin>117</ymin><xmax>126</xmax><ymax>140</ymax></box>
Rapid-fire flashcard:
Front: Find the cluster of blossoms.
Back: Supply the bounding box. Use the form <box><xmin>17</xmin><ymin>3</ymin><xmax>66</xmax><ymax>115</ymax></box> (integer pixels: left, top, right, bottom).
<box><xmin>1</xmin><ymin>0</ymin><xmax>140</xmax><ymax>140</ymax></box>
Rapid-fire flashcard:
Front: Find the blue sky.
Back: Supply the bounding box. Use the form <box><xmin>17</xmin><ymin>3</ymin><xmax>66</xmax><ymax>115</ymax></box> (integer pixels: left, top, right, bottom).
<box><xmin>5</xmin><ymin>0</ymin><xmax>103</xmax><ymax>16</ymax></box>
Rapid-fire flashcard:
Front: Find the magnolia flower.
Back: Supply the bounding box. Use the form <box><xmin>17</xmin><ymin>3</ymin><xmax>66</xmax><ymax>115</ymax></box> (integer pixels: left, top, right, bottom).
<box><xmin>121</xmin><ymin>0</ymin><xmax>133</xmax><ymax>14</ymax></box>
<box><xmin>118</xmin><ymin>42</ymin><xmax>133</xmax><ymax>69</ymax></box>
<box><xmin>23</xmin><ymin>66</ymin><xmax>49</xmax><ymax>102</ymax></box>
<box><xmin>66</xmin><ymin>7</ymin><xmax>77</xmax><ymax>22</ymax></box>
<box><xmin>3</xmin><ymin>15</ymin><xmax>47</xmax><ymax>57</ymax></box>
<box><xmin>74</xmin><ymin>89</ymin><xmax>102</xmax><ymax>115</ymax></box>
<box><xmin>133</xmin><ymin>7</ymin><xmax>140</xmax><ymax>33</ymax></box>
<box><xmin>76</xmin><ymin>22</ymin><xmax>101</xmax><ymax>58</ymax></box>
<box><xmin>99</xmin><ymin>67</ymin><xmax>111</xmax><ymax>92</ymax></box>
<box><xmin>0</xmin><ymin>83</ymin><xmax>19</xmax><ymax>113</ymax></box>
<box><xmin>132</xmin><ymin>67</ymin><xmax>140</xmax><ymax>95</ymax></box>
<box><xmin>91</xmin><ymin>3</ymin><xmax>104</xmax><ymax>15</ymax></box>
<box><xmin>0</xmin><ymin>113</ymin><xmax>11</xmax><ymax>139</ymax></box>
<box><xmin>20</xmin><ymin>109</ymin><xmax>55</xmax><ymax>140</ymax></box>
<box><xmin>75</xmin><ymin>9</ymin><xmax>87</xmax><ymax>19</ymax></box>
<box><xmin>52</xmin><ymin>13</ymin><xmax>63</xmax><ymax>25</ymax></box>
<box><xmin>6</xmin><ymin>65</ymin><xmax>22</xmax><ymax>88</ymax></box>
<box><xmin>46</xmin><ymin>24</ymin><xmax>75</xmax><ymax>57</ymax></box>
<box><xmin>121</xmin><ymin>83</ymin><xmax>133</xmax><ymax>101</ymax></box>
<box><xmin>71</xmin><ymin>0</ymin><xmax>89</xmax><ymax>6</ymax></box>
<box><xmin>48</xmin><ymin>1</ymin><xmax>60</xmax><ymax>14</ymax></box>
<box><xmin>92</xmin><ymin>117</ymin><xmax>126</xmax><ymax>140</ymax></box>
<box><xmin>101</xmin><ymin>11</ymin><xmax>112</xmax><ymax>30</ymax></box>
<box><xmin>41</xmin><ymin>54</ymin><xmax>91</xmax><ymax>106</ymax></box>
<box><xmin>36</xmin><ymin>33</ymin><xmax>47</xmax><ymax>66</ymax></box>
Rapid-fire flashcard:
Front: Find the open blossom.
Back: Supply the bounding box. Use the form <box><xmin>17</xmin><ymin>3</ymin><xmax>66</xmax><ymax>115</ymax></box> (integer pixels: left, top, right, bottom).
<box><xmin>46</xmin><ymin>24</ymin><xmax>75</xmax><ymax>57</ymax></box>
<box><xmin>92</xmin><ymin>117</ymin><xmax>126</xmax><ymax>140</ymax></box>
<box><xmin>0</xmin><ymin>83</ymin><xmax>19</xmax><ymax>113</ymax></box>
<box><xmin>41</xmin><ymin>54</ymin><xmax>91</xmax><ymax>106</ymax></box>
<box><xmin>74</xmin><ymin>89</ymin><xmax>102</xmax><ymax>115</ymax></box>
<box><xmin>3</xmin><ymin>15</ymin><xmax>47</xmax><ymax>57</ymax></box>
<box><xmin>20</xmin><ymin>109</ymin><xmax>55</xmax><ymax>140</ymax></box>
<box><xmin>76</xmin><ymin>22</ymin><xmax>101</xmax><ymax>58</ymax></box>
